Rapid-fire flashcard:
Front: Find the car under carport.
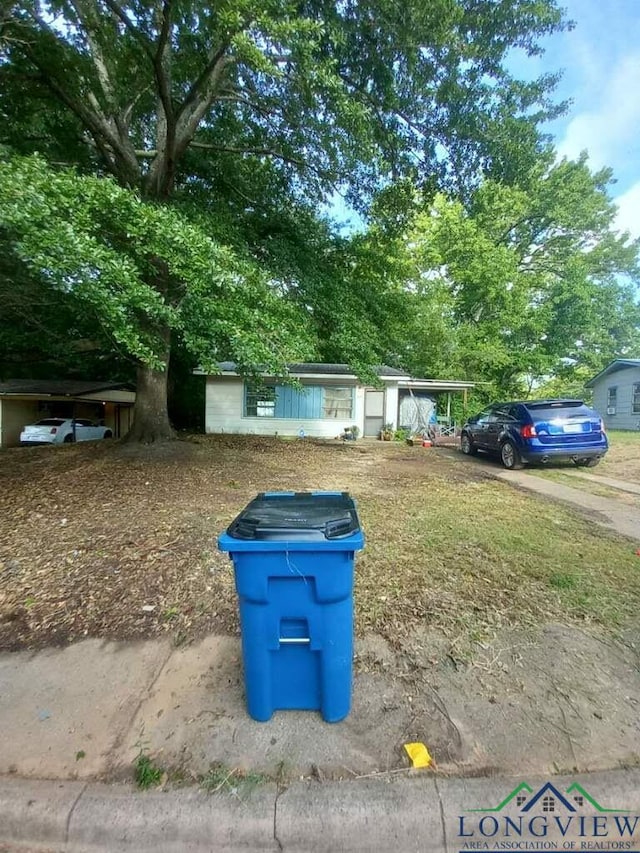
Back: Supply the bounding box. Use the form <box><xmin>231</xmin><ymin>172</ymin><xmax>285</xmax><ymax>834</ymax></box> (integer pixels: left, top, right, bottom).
<box><xmin>0</xmin><ymin>380</ymin><xmax>135</xmax><ymax>448</ymax></box>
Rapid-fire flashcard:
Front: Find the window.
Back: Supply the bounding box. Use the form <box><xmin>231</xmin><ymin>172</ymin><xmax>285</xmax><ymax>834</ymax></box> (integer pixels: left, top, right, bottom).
<box><xmin>607</xmin><ymin>387</ymin><xmax>617</xmax><ymax>409</ymax></box>
<box><xmin>322</xmin><ymin>387</ymin><xmax>353</xmax><ymax>419</ymax></box>
<box><xmin>633</xmin><ymin>383</ymin><xmax>640</xmax><ymax>415</ymax></box>
<box><xmin>244</xmin><ymin>382</ymin><xmax>353</xmax><ymax>420</ymax></box>
<box><xmin>491</xmin><ymin>407</ymin><xmax>515</xmax><ymax>422</ymax></box>
<box><xmin>244</xmin><ymin>383</ymin><xmax>276</xmax><ymax>417</ymax></box>
<box><xmin>573</xmin><ymin>796</ymin><xmax>584</xmax><ymax>807</ymax></box>
<box><xmin>516</xmin><ymin>795</ymin><xmax>527</xmax><ymax>807</ymax></box>
<box><xmin>542</xmin><ymin>796</ymin><xmax>555</xmax><ymax>813</ymax></box>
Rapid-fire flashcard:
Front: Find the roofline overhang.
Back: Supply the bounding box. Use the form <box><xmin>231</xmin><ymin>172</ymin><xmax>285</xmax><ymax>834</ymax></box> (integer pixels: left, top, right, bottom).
<box><xmin>197</xmin><ymin>368</ymin><xmax>410</xmax><ymax>382</ymax></box>
<box><xmin>585</xmin><ymin>359</ymin><xmax>640</xmax><ymax>388</ymax></box>
<box><xmin>399</xmin><ymin>379</ymin><xmax>475</xmax><ymax>391</ymax></box>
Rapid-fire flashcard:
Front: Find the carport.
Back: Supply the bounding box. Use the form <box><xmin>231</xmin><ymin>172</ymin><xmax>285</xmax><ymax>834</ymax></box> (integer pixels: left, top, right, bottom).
<box><xmin>397</xmin><ymin>378</ymin><xmax>475</xmax><ymax>436</ymax></box>
<box><xmin>0</xmin><ymin>380</ymin><xmax>136</xmax><ymax>448</ymax></box>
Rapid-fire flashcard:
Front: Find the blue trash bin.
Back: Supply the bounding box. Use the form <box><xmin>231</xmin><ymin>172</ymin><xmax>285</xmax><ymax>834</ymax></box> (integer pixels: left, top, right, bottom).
<box><xmin>218</xmin><ymin>490</ymin><xmax>364</xmax><ymax>723</ymax></box>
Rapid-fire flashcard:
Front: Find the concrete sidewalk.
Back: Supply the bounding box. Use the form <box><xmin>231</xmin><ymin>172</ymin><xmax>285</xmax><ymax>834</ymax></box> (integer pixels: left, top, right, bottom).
<box><xmin>492</xmin><ymin>469</ymin><xmax>640</xmax><ymax>541</ymax></box>
<box><xmin>4</xmin><ymin>627</ymin><xmax>640</xmax><ymax>788</ymax></box>
<box><xmin>556</xmin><ymin>469</ymin><xmax>640</xmax><ymax>496</ymax></box>
<box><xmin>2</xmin><ymin>768</ymin><xmax>640</xmax><ymax>852</ymax></box>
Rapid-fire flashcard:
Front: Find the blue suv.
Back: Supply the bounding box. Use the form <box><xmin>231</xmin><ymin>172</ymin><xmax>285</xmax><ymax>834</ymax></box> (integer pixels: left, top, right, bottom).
<box><xmin>460</xmin><ymin>399</ymin><xmax>608</xmax><ymax>470</ymax></box>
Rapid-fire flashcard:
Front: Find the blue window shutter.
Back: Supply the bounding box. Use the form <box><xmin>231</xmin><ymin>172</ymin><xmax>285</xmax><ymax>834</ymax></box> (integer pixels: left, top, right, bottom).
<box><xmin>298</xmin><ymin>386</ymin><xmax>321</xmax><ymax>418</ymax></box>
<box><xmin>274</xmin><ymin>385</ymin><xmax>286</xmax><ymax>418</ymax></box>
<box><xmin>273</xmin><ymin>385</ymin><xmax>323</xmax><ymax>419</ymax></box>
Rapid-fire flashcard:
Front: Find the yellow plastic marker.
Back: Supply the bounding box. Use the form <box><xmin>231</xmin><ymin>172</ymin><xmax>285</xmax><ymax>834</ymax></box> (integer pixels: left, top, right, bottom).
<box><xmin>404</xmin><ymin>742</ymin><xmax>432</xmax><ymax>768</ymax></box>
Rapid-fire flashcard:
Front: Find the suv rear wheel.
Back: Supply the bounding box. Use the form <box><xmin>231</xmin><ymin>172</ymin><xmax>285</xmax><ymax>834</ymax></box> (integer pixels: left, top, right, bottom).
<box><xmin>574</xmin><ymin>457</ymin><xmax>601</xmax><ymax>468</ymax></box>
<box><xmin>500</xmin><ymin>440</ymin><xmax>524</xmax><ymax>470</ymax></box>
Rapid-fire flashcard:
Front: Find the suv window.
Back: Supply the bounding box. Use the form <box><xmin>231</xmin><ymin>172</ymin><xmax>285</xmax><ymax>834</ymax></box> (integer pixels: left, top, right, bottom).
<box><xmin>492</xmin><ymin>407</ymin><xmax>516</xmax><ymax>421</ymax></box>
<box><xmin>525</xmin><ymin>402</ymin><xmax>593</xmax><ymax>419</ymax></box>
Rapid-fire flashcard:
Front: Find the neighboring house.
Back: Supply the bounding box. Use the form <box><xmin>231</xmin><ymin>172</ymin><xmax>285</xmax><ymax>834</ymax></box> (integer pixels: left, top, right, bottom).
<box><xmin>200</xmin><ymin>363</ymin><xmax>474</xmax><ymax>439</ymax></box>
<box><xmin>0</xmin><ymin>380</ymin><xmax>136</xmax><ymax>448</ymax></box>
<box><xmin>585</xmin><ymin>359</ymin><xmax>640</xmax><ymax>431</ymax></box>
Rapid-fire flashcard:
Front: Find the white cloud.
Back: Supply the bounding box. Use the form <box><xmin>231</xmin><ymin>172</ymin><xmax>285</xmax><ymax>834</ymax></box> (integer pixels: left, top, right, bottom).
<box><xmin>557</xmin><ymin>53</ymin><xmax>640</xmax><ymax>172</ymax></box>
<box><xmin>614</xmin><ymin>181</ymin><xmax>640</xmax><ymax>240</ymax></box>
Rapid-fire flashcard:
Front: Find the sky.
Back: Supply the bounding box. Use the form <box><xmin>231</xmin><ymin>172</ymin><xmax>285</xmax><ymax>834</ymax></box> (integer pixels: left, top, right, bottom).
<box><xmin>512</xmin><ymin>0</ymin><xmax>640</xmax><ymax>239</ymax></box>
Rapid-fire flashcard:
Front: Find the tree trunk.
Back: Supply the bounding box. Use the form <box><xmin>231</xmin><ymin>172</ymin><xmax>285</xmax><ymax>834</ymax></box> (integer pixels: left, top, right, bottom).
<box><xmin>124</xmin><ymin>360</ymin><xmax>176</xmax><ymax>443</ymax></box>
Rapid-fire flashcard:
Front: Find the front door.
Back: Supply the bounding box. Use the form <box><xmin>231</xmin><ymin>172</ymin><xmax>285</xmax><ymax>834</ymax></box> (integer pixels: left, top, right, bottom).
<box><xmin>364</xmin><ymin>390</ymin><xmax>385</xmax><ymax>437</ymax></box>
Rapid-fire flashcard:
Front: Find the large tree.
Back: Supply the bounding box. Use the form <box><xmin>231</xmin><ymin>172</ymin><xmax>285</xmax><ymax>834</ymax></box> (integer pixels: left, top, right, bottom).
<box><xmin>0</xmin><ymin>155</ymin><xmax>319</xmax><ymax>435</ymax></box>
<box><xmin>1</xmin><ymin>0</ymin><xmax>568</xmax><ymax>439</ymax></box>
<box><xmin>397</xmin><ymin>153</ymin><xmax>640</xmax><ymax>399</ymax></box>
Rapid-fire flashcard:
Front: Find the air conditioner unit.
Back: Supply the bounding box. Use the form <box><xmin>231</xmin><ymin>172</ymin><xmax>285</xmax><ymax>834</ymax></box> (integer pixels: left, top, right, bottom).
<box><xmin>607</xmin><ymin>407</ymin><xmax>616</xmax><ymax>415</ymax></box>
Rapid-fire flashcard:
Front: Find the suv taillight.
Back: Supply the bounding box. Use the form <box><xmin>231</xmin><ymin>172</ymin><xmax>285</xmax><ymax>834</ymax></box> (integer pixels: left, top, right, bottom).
<box><xmin>599</xmin><ymin>419</ymin><xmax>605</xmax><ymax>434</ymax></box>
<box><xmin>520</xmin><ymin>424</ymin><xmax>537</xmax><ymax>439</ymax></box>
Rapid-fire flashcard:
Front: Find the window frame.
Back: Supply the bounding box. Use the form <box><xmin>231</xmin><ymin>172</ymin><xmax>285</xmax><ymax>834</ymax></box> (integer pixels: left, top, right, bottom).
<box><xmin>633</xmin><ymin>382</ymin><xmax>640</xmax><ymax>415</ymax></box>
<box><xmin>607</xmin><ymin>386</ymin><xmax>617</xmax><ymax>409</ymax></box>
<box><xmin>321</xmin><ymin>386</ymin><xmax>354</xmax><ymax>420</ymax></box>
<box><xmin>243</xmin><ymin>382</ymin><xmax>355</xmax><ymax>420</ymax></box>
<box><xmin>244</xmin><ymin>381</ymin><xmax>277</xmax><ymax>418</ymax></box>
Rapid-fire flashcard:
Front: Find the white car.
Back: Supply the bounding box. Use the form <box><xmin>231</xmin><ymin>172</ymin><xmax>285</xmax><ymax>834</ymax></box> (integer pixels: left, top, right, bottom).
<box><xmin>19</xmin><ymin>418</ymin><xmax>112</xmax><ymax>445</ymax></box>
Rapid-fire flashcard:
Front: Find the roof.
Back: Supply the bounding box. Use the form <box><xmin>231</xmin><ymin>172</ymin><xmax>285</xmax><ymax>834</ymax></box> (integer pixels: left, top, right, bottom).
<box><xmin>585</xmin><ymin>359</ymin><xmax>640</xmax><ymax>388</ymax></box>
<box><xmin>521</xmin><ymin>782</ymin><xmax>576</xmax><ymax>814</ymax></box>
<box><xmin>0</xmin><ymin>380</ymin><xmax>134</xmax><ymax>397</ymax></box>
<box><xmin>213</xmin><ymin>362</ymin><xmax>410</xmax><ymax>379</ymax></box>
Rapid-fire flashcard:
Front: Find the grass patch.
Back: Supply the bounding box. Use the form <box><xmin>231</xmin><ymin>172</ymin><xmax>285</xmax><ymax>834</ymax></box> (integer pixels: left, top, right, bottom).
<box><xmin>606</xmin><ymin>430</ymin><xmax>640</xmax><ymax>446</ymax></box>
<box><xmin>201</xmin><ymin>762</ymin><xmax>270</xmax><ymax>797</ymax></box>
<box><xmin>355</xmin><ymin>458</ymin><xmax>640</xmax><ymax>646</ymax></box>
<box><xmin>526</xmin><ymin>468</ymin><xmax>625</xmax><ymax>499</ymax></box>
<box><xmin>134</xmin><ymin>751</ymin><xmax>164</xmax><ymax>789</ymax></box>
<box><xmin>548</xmin><ymin>572</ymin><xmax>578</xmax><ymax>590</ymax></box>
<box><xmin>599</xmin><ymin>430</ymin><xmax>640</xmax><ymax>484</ymax></box>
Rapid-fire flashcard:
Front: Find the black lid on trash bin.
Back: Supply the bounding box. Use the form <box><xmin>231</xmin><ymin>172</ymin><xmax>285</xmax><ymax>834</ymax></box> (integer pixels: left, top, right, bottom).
<box><xmin>225</xmin><ymin>491</ymin><xmax>361</xmax><ymax>541</ymax></box>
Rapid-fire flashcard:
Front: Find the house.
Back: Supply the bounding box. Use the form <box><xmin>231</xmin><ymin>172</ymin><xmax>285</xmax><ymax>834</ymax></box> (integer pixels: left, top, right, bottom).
<box><xmin>585</xmin><ymin>359</ymin><xmax>640</xmax><ymax>431</ymax></box>
<box><xmin>200</xmin><ymin>363</ymin><xmax>474</xmax><ymax>439</ymax></box>
<box><xmin>0</xmin><ymin>380</ymin><xmax>136</xmax><ymax>448</ymax></box>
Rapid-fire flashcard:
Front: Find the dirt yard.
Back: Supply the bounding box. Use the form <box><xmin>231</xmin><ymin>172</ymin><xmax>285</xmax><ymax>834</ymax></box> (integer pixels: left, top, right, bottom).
<box><xmin>1</xmin><ymin>435</ymin><xmax>640</xmax><ymax>655</ymax></box>
<box><xmin>3</xmin><ymin>435</ymin><xmax>640</xmax><ymax>777</ymax></box>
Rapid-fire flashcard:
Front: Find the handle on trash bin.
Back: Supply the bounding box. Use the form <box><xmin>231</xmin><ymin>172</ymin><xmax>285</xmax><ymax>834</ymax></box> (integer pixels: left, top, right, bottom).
<box><xmin>324</xmin><ymin>515</ymin><xmax>356</xmax><ymax>538</ymax></box>
<box><xmin>279</xmin><ymin>637</ymin><xmax>310</xmax><ymax>644</ymax></box>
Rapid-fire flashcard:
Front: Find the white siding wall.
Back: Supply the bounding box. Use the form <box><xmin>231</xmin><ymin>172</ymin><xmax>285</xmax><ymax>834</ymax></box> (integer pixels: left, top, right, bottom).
<box><xmin>593</xmin><ymin>366</ymin><xmax>640</xmax><ymax>431</ymax></box>
<box><xmin>384</xmin><ymin>385</ymin><xmax>399</xmax><ymax>429</ymax></box>
<box><xmin>0</xmin><ymin>399</ymin><xmax>40</xmax><ymax>448</ymax></box>
<box><xmin>205</xmin><ymin>377</ymin><xmax>368</xmax><ymax>438</ymax></box>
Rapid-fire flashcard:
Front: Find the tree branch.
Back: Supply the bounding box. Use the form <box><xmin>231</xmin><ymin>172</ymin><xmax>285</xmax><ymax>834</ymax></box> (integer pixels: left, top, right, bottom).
<box><xmin>154</xmin><ymin>1</ymin><xmax>174</xmax><ymax>127</ymax></box>
<box><xmin>177</xmin><ymin>43</ymin><xmax>229</xmax><ymax>121</ymax></box>
<box><xmin>149</xmin><ymin>0</ymin><xmax>176</xmax><ymax>198</ymax></box>
<box><xmin>101</xmin><ymin>0</ymin><xmax>155</xmax><ymax>62</ymax></box>
<box><xmin>189</xmin><ymin>141</ymin><xmax>336</xmax><ymax>184</ymax></box>
<box><xmin>19</xmin><ymin>10</ymin><xmax>140</xmax><ymax>186</ymax></box>
<box><xmin>68</xmin><ymin>0</ymin><xmax>117</xmax><ymax>110</ymax></box>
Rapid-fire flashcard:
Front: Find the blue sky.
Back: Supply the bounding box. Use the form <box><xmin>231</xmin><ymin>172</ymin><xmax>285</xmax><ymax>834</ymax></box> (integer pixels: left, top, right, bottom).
<box><xmin>514</xmin><ymin>0</ymin><xmax>640</xmax><ymax>239</ymax></box>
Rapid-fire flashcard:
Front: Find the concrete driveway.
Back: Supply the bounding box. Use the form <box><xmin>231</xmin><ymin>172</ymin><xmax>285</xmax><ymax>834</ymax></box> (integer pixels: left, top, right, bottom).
<box><xmin>445</xmin><ymin>448</ymin><xmax>640</xmax><ymax>542</ymax></box>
